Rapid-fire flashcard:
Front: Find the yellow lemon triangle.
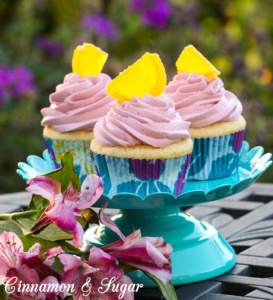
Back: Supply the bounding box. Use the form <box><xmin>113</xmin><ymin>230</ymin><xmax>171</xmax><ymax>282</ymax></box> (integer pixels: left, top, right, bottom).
<box><xmin>107</xmin><ymin>53</ymin><xmax>166</xmax><ymax>103</ymax></box>
<box><xmin>72</xmin><ymin>43</ymin><xmax>108</xmax><ymax>77</ymax></box>
<box><xmin>176</xmin><ymin>45</ymin><xmax>220</xmax><ymax>79</ymax></box>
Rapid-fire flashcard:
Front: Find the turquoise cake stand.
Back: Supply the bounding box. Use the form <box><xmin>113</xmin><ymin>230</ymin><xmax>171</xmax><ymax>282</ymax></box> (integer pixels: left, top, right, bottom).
<box><xmin>17</xmin><ymin>142</ymin><xmax>272</xmax><ymax>287</ymax></box>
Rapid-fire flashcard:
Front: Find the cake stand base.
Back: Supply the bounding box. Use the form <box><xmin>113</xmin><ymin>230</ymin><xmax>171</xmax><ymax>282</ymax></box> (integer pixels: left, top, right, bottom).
<box><xmin>84</xmin><ymin>207</ymin><xmax>236</xmax><ymax>287</ymax></box>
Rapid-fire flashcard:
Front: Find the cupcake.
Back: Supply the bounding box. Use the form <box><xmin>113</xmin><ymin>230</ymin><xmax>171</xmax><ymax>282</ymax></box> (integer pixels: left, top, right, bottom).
<box><xmin>165</xmin><ymin>45</ymin><xmax>246</xmax><ymax>180</ymax></box>
<box><xmin>41</xmin><ymin>43</ymin><xmax>115</xmax><ymax>182</ymax></box>
<box><xmin>90</xmin><ymin>53</ymin><xmax>193</xmax><ymax>199</ymax></box>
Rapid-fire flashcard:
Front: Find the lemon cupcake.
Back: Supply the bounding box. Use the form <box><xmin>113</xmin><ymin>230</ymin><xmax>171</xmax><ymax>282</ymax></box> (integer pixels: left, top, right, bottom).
<box><xmin>90</xmin><ymin>53</ymin><xmax>193</xmax><ymax>199</ymax></box>
<box><xmin>41</xmin><ymin>43</ymin><xmax>115</xmax><ymax>182</ymax></box>
<box><xmin>165</xmin><ymin>45</ymin><xmax>246</xmax><ymax>180</ymax></box>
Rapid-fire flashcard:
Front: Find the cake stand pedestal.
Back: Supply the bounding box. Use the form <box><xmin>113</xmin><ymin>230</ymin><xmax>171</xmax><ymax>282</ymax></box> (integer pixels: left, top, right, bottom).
<box><xmin>83</xmin><ymin>142</ymin><xmax>272</xmax><ymax>286</ymax></box>
<box><xmin>85</xmin><ymin>206</ymin><xmax>235</xmax><ymax>286</ymax></box>
<box><xmin>17</xmin><ymin>142</ymin><xmax>272</xmax><ymax>287</ymax></box>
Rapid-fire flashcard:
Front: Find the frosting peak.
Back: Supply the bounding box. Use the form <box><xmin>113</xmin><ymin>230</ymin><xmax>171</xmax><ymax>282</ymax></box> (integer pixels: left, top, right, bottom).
<box><xmin>41</xmin><ymin>73</ymin><xmax>115</xmax><ymax>132</ymax></box>
<box><xmin>165</xmin><ymin>72</ymin><xmax>242</xmax><ymax>128</ymax></box>
<box><xmin>94</xmin><ymin>94</ymin><xmax>190</xmax><ymax>148</ymax></box>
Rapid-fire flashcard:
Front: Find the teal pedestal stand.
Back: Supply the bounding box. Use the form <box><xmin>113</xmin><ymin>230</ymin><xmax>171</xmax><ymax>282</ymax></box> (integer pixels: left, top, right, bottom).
<box><xmin>84</xmin><ymin>206</ymin><xmax>235</xmax><ymax>287</ymax></box>
<box><xmin>82</xmin><ymin>142</ymin><xmax>272</xmax><ymax>287</ymax></box>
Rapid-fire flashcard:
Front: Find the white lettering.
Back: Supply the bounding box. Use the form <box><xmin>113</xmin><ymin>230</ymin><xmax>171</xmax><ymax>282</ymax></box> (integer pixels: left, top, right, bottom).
<box><xmin>81</xmin><ymin>277</ymin><xmax>92</xmax><ymax>297</ymax></box>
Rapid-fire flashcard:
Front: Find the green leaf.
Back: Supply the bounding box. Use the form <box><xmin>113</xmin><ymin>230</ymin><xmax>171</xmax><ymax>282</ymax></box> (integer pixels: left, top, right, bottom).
<box><xmin>143</xmin><ymin>271</ymin><xmax>177</xmax><ymax>300</ymax></box>
<box><xmin>0</xmin><ymin>285</ymin><xmax>7</xmax><ymax>300</ymax></box>
<box><xmin>80</xmin><ymin>208</ymin><xmax>99</xmax><ymax>226</ymax></box>
<box><xmin>76</xmin><ymin>208</ymin><xmax>99</xmax><ymax>231</ymax></box>
<box><xmin>117</xmin><ymin>263</ymin><xmax>177</xmax><ymax>300</ymax></box>
<box><xmin>0</xmin><ymin>210</ymin><xmax>38</xmax><ymax>222</ymax></box>
<box><xmin>117</xmin><ymin>262</ymin><xmax>138</xmax><ymax>273</ymax></box>
<box><xmin>36</xmin><ymin>207</ymin><xmax>46</xmax><ymax>220</ymax></box>
<box><xmin>76</xmin><ymin>216</ymin><xmax>87</xmax><ymax>229</ymax></box>
<box><xmin>0</xmin><ymin>211</ymin><xmax>38</xmax><ymax>235</ymax></box>
<box><xmin>37</xmin><ymin>223</ymin><xmax>74</xmax><ymax>241</ymax></box>
<box><xmin>14</xmin><ymin>218</ymin><xmax>35</xmax><ymax>235</ymax></box>
<box><xmin>44</xmin><ymin>152</ymin><xmax>81</xmax><ymax>192</ymax></box>
<box><xmin>51</xmin><ymin>256</ymin><xmax>64</xmax><ymax>273</ymax></box>
<box><xmin>28</xmin><ymin>195</ymin><xmax>50</xmax><ymax>211</ymax></box>
<box><xmin>19</xmin><ymin>235</ymin><xmax>58</xmax><ymax>253</ymax></box>
<box><xmin>58</xmin><ymin>240</ymin><xmax>82</xmax><ymax>255</ymax></box>
<box><xmin>0</xmin><ymin>220</ymin><xmax>23</xmax><ymax>235</ymax></box>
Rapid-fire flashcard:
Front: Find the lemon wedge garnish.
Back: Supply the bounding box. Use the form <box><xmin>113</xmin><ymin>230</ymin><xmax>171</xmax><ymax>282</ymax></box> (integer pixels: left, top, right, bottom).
<box><xmin>107</xmin><ymin>53</ymin><xmax>166</xmax><ymax>103</ymax></box>
<box><xmin>176</xmin><ymin>45</ymin><xmax>220</xmax><ymax>79</ymax></box>
<box><xmin>72</xmin><ymin>43</ymin><xmax>108</xmax><ymax>77</ymax></box>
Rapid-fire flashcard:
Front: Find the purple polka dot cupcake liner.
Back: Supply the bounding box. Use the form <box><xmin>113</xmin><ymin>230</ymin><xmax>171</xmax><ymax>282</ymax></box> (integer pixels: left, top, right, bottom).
<box><xmin>90</xmin><ymin>151</ymin><xmax>192</xmax><ymax>199</ymax></box>
<box><xmin>188</xmin><ymin>130</ymin><xmax>245</xmax><ymax>180</ymax></box>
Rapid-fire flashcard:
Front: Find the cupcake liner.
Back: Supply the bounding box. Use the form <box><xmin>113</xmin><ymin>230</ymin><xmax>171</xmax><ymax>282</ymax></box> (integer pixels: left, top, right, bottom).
<box><xmin>44</xmin><ymin>137</ymin><xmax>95</xmax><ymax>182</ymax></box>
<box><xmin>188</xmin><ymin>130</ymin><xmax>245</xmax><ymax>180</ymax></box>
<box><xmin>90</xmin><ymin>151</ymin><xmax>192</xmax><ymax>199</ymax></box>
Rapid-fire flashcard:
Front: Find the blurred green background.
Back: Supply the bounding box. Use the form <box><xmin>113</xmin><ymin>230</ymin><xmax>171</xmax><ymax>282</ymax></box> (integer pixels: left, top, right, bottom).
<box><xmin>0</xmin><ymin>0</ymin><xmax>272</xmax><ymax>194</ymax></box>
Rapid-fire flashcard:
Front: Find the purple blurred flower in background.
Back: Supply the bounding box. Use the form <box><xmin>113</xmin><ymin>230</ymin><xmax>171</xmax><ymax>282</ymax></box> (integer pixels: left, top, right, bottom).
<box><xmin>0</xmin><ymin>65</ymin><xmax>35</xmax><ymax>107</ymax></box>
<box><xmin>82</xmin><ymin>13</ymin><xmax>118</xmax><ymax>40</ymax></box>
<box><xmin>36</xmin><ymin>36</ymin><xmax>63</xmax><ymax>55</ymax></box>
<box><xmin>130</xmin><ymin>0</ymin><xmax>173</xmax><ymax>29</ymax></box>
<box><xmin>178</xmin><ymin>2</ymin><xmax>201</xmax><ymax>30</ymax></box>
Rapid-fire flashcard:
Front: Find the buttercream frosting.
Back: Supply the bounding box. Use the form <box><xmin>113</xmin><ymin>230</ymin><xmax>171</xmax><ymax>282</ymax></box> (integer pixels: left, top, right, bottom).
<box><xmin>165</xmin><ymin>72</ymin><xmax>242</xmax><ymax>128</ymax></box>
<box><xmin>41</xmin><ymin>73</ymin><xmax>115</xmax><ymax>132</ymax></box>
<box><xmin>94</xmin><ymin>94</ymin><xmax>190</xmax><ymax>147</ymax></box>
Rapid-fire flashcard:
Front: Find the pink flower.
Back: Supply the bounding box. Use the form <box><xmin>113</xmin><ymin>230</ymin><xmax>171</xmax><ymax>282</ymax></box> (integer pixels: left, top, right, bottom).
<box><xmin>26</xmin><ymin>175</ymin><xmax>103</xmax><ymax>248</ymax></box>
<box><xmin>100</xmin><ymin>210</ymin><xmax>173</xmax><ymax>285</ymax></box>
<box><xmin>59</xmin><ymin>247</ymin><xmax>134</xmax><ymax>300</ymax></box>
<box><xmin>0</xmin><ymin>232</ymin><xmax>62</xmax><ymax>300</ymax></box>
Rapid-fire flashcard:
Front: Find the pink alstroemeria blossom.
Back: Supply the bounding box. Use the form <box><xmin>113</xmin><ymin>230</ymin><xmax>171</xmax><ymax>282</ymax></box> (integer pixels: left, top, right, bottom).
<box><xmin>26</xmin><ymin>175</ymin><xmax>103</xmax><ymax>248</ymax></box>
<box><xmin>99</xmin><ymin>210</ymin><xmax>173</xmax><ymax>285</ymax></box>
<box><xmin>59</xmin><ymin>247</ymin><xmax>134</xmax><ymax>300</ymax></box>
<box><xmin>0</xmin><ymin>232</ymin><xmax>62</xmax><ymax>300</ymax></box>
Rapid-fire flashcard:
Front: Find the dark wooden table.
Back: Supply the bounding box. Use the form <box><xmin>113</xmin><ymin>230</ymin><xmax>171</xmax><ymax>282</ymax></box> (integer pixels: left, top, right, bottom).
<box><xmin>1</xmin><ymin>183</ymin><xmax>273</xmax><ymax>300</ymax></box>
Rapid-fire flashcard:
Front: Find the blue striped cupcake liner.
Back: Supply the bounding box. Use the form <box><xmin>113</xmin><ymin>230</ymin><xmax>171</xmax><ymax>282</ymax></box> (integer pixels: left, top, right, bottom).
<box><xmin>90</xmin><ymin>152</ymin><xmax>192</xmax><ymax>199</ymax></box>
<box><xmin>188</xmin><ymin>130</ymin><xmax>245</xmax><ymax>180</ymax></box>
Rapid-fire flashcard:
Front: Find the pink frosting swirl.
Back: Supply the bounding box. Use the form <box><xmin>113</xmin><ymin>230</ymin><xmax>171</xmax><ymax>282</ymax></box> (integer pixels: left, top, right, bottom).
<box><xmin>94</xmin><ymin>94</ymin><xmax>190</xmax><ymax>147</ymax></box>
<box><xmin>41</xmin><ymin>73</ymin><xmax>115</xmax><ymax>132</ymax></box>
<box><xmin>164</xmin><ymin>72</ymin><xmax>242</xmax><ymax>128</ymax></box>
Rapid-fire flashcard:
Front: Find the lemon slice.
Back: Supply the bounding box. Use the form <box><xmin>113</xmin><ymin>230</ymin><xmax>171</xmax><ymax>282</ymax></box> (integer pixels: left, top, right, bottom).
<box><xmin>176</xmin><ymin>45</ymin><xmax>220</xmax><ymax>79</ymax></box>
<box><xmin>107</xmin><ymin>53</ymin><xmax>166</xmax><ymax>103</ymax></box>
<box><xmin>72</xmin><ymin>43</ymin><xmax>108</xmax><ymax>77</ymax></box>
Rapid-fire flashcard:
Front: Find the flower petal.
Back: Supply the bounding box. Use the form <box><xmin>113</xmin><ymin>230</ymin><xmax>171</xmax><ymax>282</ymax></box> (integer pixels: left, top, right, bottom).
<box><xmin>99</xmin><ymin>209</ymin><xmax>125</xmax><ymax>241</ymax></box>
<box><xmin>61</xmin><ymin>268</ymin><xmax>83</xmax><ymax>300</ymax></box>
<box><xmin>26</xmin><ymin>176</ymin><xmax>61</xmax><ymax>206</ymax></box>
<box><xmin>7</xmin><ymin>264</ymin><xmax>40</xmax><ymax>286</ymax></box>
<box><xmin>28</xmin><ymin>243</ymin><xmax>42</xmax><ymax>256</ymax></box>
<box><xmin>81</xmin><ymin>174</ymin><xmax>102</xmax><ymax>196</ymax></box>
<box><xmin>120</xmin><ymin>275</ymin><xmax>135</xmax><ymax>300</ymax></box>
<box><xmin>0</xmin><ymin>232</ymin><xmax>22</xmax><ymax>281</ymax></box>
<box><xmin>58</xmin><ymin>254</ymin><xmax>82</xmax><ymax>272</ymax></box>
<box><xmin>102</xmin><ymin>229</ymin><xmax>141</xmax><ymax>253</ymax></box>
<box><xmin>0</xmin><ymin>232</ymin><xmax>23</xmax><ymax>253</ymax></box>
<box><xmin>145</xmin><ymin>236</ymin><xmax>173</xmax><ymax>258</ymax></box>
<box><xmin>112</xmin><ymin>239</ymin><xmax>170</xmax><ymax>267</ymax></box>
<box><xmin>62</xmin><ymin>182</ymin><xmax>80</xmax><ymax>203</ymax></box>
<box><xmin>44</xmin><ymin>246</ymin><xmax>62</xmax><ymax>268</ymax></box>
<box><xmin>39</xmin><ymin>276</ymin><xmax>60</xmax><ymax>299</ymax></box>
<box><xmin>44</xmin><ymin>246</ymin><xmax>62</xmax><ymax>258</ymax></box>
<box><xmin>77</xmin><ymin>175</ymin><xmax>104</xmax><ymax>209</ymax></box>
<box><xmin>89</xmin><ymin>246</ymin><xmax>119</xmax><ymax>275</ymax></box>
<box><xmin>45</xmin><ymin>203</ymin><xmax>76</xmax><ymax>232</ymax></box>
<box><xmin>72</xmin><ymin>222</ymin><xmax>84</xmax><ymax>248</ymax></box>
<box><xmin>123</xmin><ymin>260</ymin><xmax>172</xmax><ymax>285</ymax></box>
<box><xmin>103</xmin><ymin>237</ymin><xmax>172</xmax><ymax>285</ymax></box>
